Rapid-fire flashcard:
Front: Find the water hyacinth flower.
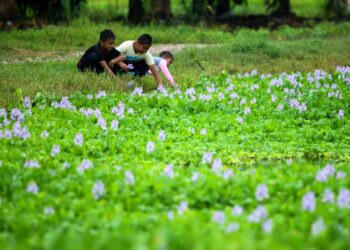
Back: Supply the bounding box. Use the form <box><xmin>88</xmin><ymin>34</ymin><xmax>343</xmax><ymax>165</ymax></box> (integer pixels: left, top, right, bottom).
<box><xmin>96</xmin><ymin>91</ymin><xmax>107</xmax><ymax>99</ymax></box>
<box><xmin>24</xmin><ymin>160</ymin><xmax>40</xmax><ymax>169</ymax></box>
<box><xmin>44</xmin><ymin>207</ymin><xmax>55</xmax><ymax>215</ymax></box>
<box><xmin>164</xmin><ymin>164</ymin><xmax>174</xmax><ymax>178</ymax></box>
<box><xmin>236</xmin><ymin>116</ymin><xmax>244</xmax><ymax>124</ymax></box>
<box><xmin>322</xmin><ymin>189</ymin><xmax>334</xmax><ymax>204</ymax></box>
<box><xmin>212</xmin><ymin>211</ymin><xmax>225</xmax><ymax>224</ymax></box>
<box><xmin>226</xmin><ymin>223</ymin><xmax>240</xmax><ymax>233</ymax></box>
<box><xmin>111</xmin><ymin>119</ymin><xmax>119</xmax><ymax>131</ymax></box>
<box><xmin>311</xmin><ymin>217</ymin><xmax>326</xmax><ymax>236</ymax></box>
<box><xmin>250</xmin><ymin>98</ymin><xmax>257</xmax><ymax>104</ymax></box>
<box><xmin>0</xmin><ymin>108</ymin><xmax>7</xmax><ymax>117</ymax></box>
<box><xmin>97</xmin><ymin>117</ymin><xmax>107</xmax><ymax>130</ymax></box>
<box><xmin>185</xmin><ymin>87</ymin><xmax>195</xmax><ymax>96</ymax></box>
<box><xmin>240</xmin><ymin>98</ymin><xmax>246</xmax><ymax>106</ymax></box>
<box><xmin>244</xmin><ymin>107</ymin><xmax>251</xmax><ymax>115</ymax></box>
<box><xmin>77</xmin><ymin>159</ymin><xmax>93</xmax><ymax>173</ymax></box>
<box><xmin>10</xmin><ymin>108</ymin><xmax>24</xmax><ymax>121</ymax></box>
<box><xmin>63</xmin><ymin>162</ymin><xmax>70</xmax><ymax>169</ymax></box>
<box><xmin>112</xmin><ymin>102</ymin><xmax>125</xmax><ymax>118</ymax></box>
<box><xmin>232</xmin><ymin>205</ymin><xmax>244</xmax><ymax>216</ymax></box>
<box><xmin>12</xmin><ymin>123</ymin><xmax>30</xmax><ymax>140</ymax></box>
<box><xmin>191</xmin><ymin>171</ymin><xmax>200</xmax><ymax>182</ymax></box>
<box><xmin>125</xmin><ymin>170</ymin><xmax>135</xmax><ymax>186</ymax></box>
<box><xmin>200</xmin><ymin>128</ymin><xmax>207</xmax><ymax>135</ymax></box>
<box><xmin>230</xmin><ymin>92</ymin><xmax>239</xmax><ymax>99</ymax></box>
<box><xmin>167</xmin><ymin>211</ymin><xmax>174</xmax><ymax>220</ymax></box>
<box><xmin>277</xmin><ymin>104</ymin><xmax>284</xmax><ymax>111</ymax></box>
<box><xmin>131</xmin><ymin>87</ymin><xmax>143</xmax><ymax>97</ymax></box>
<box><xmin>337</xmin><ymin>109</ymin><xmax>344</xmax><ymax>119</ymax></box>
<box><xmin>223</xmin><ymin>169</ymin><xmax>234</xmax><ymax>180</ymax></box>
<box><xmin>218</xmin><ymin>92</ymin><xmax>225</xmax><ymax>100</ymax></box>
<box><xmin>74</xmin><ymin>133</ymin><xmax>83</xmax><ymax>146</ymax></box>
<box><xmin>24</xmin><ymin>97</ymin><xmax>31</xmax><ymax>108</ymax></box>
<box><xmin>92</xmin><ymin>181</ymin><xmax>105</xmax><ymax>200</ymax></box>
<box><xmin>40</xmin><ymin>130</ymin><xmax>49</xmax><ymax>139</ymax></box>
<box><xmin>262</xmin><ymin>219</ymin><xmax>273</xmax><ymax>233</ymax></box>
<box><xmin>87</xmin><ymin>94</ymin><xmax>93</xmax><ymax>100</ymax></box>
<box><xmin>302</xmin><ymin>192</ymin><xmax>316</xmax><ymax>212</ymax></box>
<box><xmin>212</xmin><ymin>159</ymin><xmax>222</xmax><ymax>174</ymax></box>
<box><xmin>177</xmin><ymin>201</ymin><xmax>188</xmax><ymax>215</ymax></box>
<box><xmin>26</xmin><ymin>182</ymin><xmax>39</xmax><ymax>194</ymax></box>
<box><xmin>127</xmin><ymin>108</ymin><xmax>134</xmax><ymax>114</ymax></box>
<box><xmin>146</xmin><ymin>141</ymin><xmax>155</xmax><ymax>153</ymax></box>
<box><xmin>337</xmin><ymin>188</ymin><xmax>350</xmax><ymax>208</ymax></box>
<box><xmin>336</xmin><ymin>171</ymin><xmax>346</xmax><ymax>179</ymax></box>
<box><xmin>248</xmin><ymin>205</ymin><xmax>268</xmax><ymax>223</ymax></box>
<box><xmin>256</xmin><ymin>184</ymin><xmax>269</xmax><ymax>201</ymax></box>
<box><xmin>316</xmin><ymin>164</ymin><xmax>335</xmax><ymax>182</ymax></box>
<box><xmin>50</xmin><ymin>145</ymin><xmax>60</xmax><ymax>157</ymax></box>
<box><xmin>59</xmin><ymin>97</ymin><xmax>76</xmax><ymax>110</ymax></box>
<box><xmin>158</xmin><ymin>130</ymin><xmax>166</xmax><ymax>141</ymax></box>
<box><xmin>271</xmin><ymin>95</ymin><xmax>277</xmax><ymax>102</ymax></box>
<box><xmin>4</xmin><ymin>129</ymin><xmax>13</xmax><ymax>139</ymax></box>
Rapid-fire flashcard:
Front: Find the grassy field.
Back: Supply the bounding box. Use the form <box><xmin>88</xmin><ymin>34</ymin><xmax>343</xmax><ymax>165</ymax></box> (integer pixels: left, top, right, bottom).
<box><xmin>0</xmin><ymin>21</ymin><xmax>350</xmax><ymax>108</ymax></box>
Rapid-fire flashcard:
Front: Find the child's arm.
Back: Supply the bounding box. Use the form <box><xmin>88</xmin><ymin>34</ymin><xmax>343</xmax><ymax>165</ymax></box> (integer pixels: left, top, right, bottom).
<box><xmin>158</xmin><ymin>60</ymin><xmax>175</xmax><ymax>86</ymax></box>
<box><xmin>99</xmin><ymin>60</ymin><xmax>117</xmax><ymax>78</ymax></box>
<box><xmin>149</xmin><ymin>64</ymin><xmax>162</xmax><ymax>87</ymax></box>
<box><xmin>108</xmin><ymin>54</ymin><xmax>126</xmax><ymax>69</ymax></box>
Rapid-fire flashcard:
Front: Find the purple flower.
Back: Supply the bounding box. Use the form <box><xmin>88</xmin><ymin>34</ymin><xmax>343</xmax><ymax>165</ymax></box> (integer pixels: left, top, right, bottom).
<box><xmin>232</xmin><ymin>205</ymin><xmax>244</xmax><ymax>216</ymax></box>
<box><xmin>336</xmin><ymin>171</ymin><xmax>346</xmax><ymax>179</ymax></box>
<box><xmin>262</xmin><ymin>219</ymin><xmax>273</xmax><ymax>233</ymax></box>
<box><xmin>212</xmin><ymin>159</ymin><xmax>222</xmax><ymax>173</ymax></box>
<box><xmin>164</xmin><ymin>164</ymin><xmax>174</xmax><ymax>178</ymax></box>
<box><xmin>112</xmin><ymin>102</ymin><xmax>125</xmax><ymax>118</ymax></box>
<box><xmin>337</xmin><ymin>188</ymin><xmax>350</xmax><ymax>208</ymax></box>
<box><xmin>92</xmin><ymin>181</ymin><xmax>105</xmax><ymax>200</ymax></box>
<box><xmin>322</xmin><ymin>189</ymin><xmax>334</xmax><ymax>204</ymax></box>
<box><xmin>77</xmin><ymin>159</ymin><xmax>93</xmax><ymax>173</ymax></box>
<box><xmin>24</xmin><ymin>97</ymin><xmax>31</xmax><ymax>108</ymax></box>
<box><xmin>271</xmin><ymin>95</ymin><xmax>277</xmax><ymax>102</ymax></box>
<box><xmin>111</xmin><ymin>119</ymin><xmax>119</xmax><ymax>131</ymax></box>
<box><xmin>302</xmin><ymin>192</ymin><xmax>316</xmax><ymax>212</ymax></box>
<box><xmin>63</xmin><ymin>162</ymin><xmax>70</xmax><ymax>169</ymax></box>
<box><xmin>87</xmin><ymin>94</ymin><xmax>93</xmax><ymax>100</ymax></box>
<box><xmin>202</xmin><ymin>152</ymin><xmax>213</xmax><ymax>164</ymax></box>
<box><xmin>316</xmin><ymin>164</ymin><xmax>335</xmax><ymax>182</ymax></box>
<box><xmin>218</xmin><ymin>92</ymin><xmax>225</xmax><ymax>100</ymax></box>
<box><xmin>337</xmin><ymin>109</ymin><xmax>344</xmax><ymax>119</ymax></box>
<box><xmin>177</xmin><ymin>201</ymin><xmax>188</xmax><ymax>215</ymax></box>
<box><xmin>236</xmin><ymin>116</ymin><xmax>243</xmax><ymax>124</ymax></box>
<box><xmin>185</xmin><ymin>88</ymin><xmax>195</xmax><ymax>96</ymax></box>
<box><xmin>0</xmin><ymin>109</ymin><xmax>7</xmax><ymax>117</ymax></box>
<box><xmin>97</xmin><ymin>117</ymin><xmax>107</xmax><ymax>130</ymax></box>
<box><xmin>248</xmin><ymin>205</ymin><xmax>268</xmax><ymax>223</ymax></box>
<box><xmin>59</xmin><ymin>97</ymin><xmax>76</xmax><ymax>110</ymax></box>
<box><xmin>26</xmin><ymin>182</ymin><xmax>39</xmax><ymax>194</ymax></box>
<box><xmin>125</xmin><ymin>170</ymin><xmax>135</xmax><ymax>185</ymax></box>
<box><xmin>256</xmin><ymin>184</ymin><xmax>269</xmax><ymax>201</ymax></box>
<box><xmin>277</xmin><ymin>104</ymin><xmax>284</xmax><ymax>110</ymax></box>
<box><xmin>96</xmin><ymin>91</ymin><xmax>107</xmax><ymax>99</ymax></box>
<box><xmin>44</xmin><ymin>207</ymin><xmax>55</xmax><ymax>215</ymax></box>
<box><xmin>240</xmin><ymin>98</ymin><xmax>246</xmax><ymax>106</ymax></box>
<box><xmin>127</xmin><ymin>64</ymin><xmax>134</xmax><ymax>70</ymax></box>
<box><xmin>250</xmin><ymin>98</ymin><xmax>257</xmax><ymax>104</ymax></box>
<box><xmin>244</xmin><ymin>107</ymin><xmax>251</xmax><ymax>115</ymax></box>
<box><xmin>131</xmin><ymin>87</ymin><xmax>143</xmax><ymax>97</ymax></box>
<box><xmin>230</xmin><ymin>92</ymin><xmax>239</xmax><ymax>99</ymax></box>
<box><xmin>50</xmin><ymin>145</ymin><xmax>60</xmax><ymax>157</ymax></box>
<box><xmin>146</xmin><ymin>141</ymin><xmax>155</xmax><ymax>153</ymax></box>
<box><xmin>40</xmin><ymin>130</ymin><xmax>49</xmax><ymax>139</ymax></box>
<box><xmin>226</xmin><ymin>223</ymin><xmax>240</xmax><ymax>233</ymax></box>
<box><xmin>10</xmin><ymin>108</ymin><xmax>24</xmax><ymax>121</ymax></box>
<box><xmin>74</xmin><ymin>133</ymin><xmax>83</xmax><ymax>146</ymax></box>
<box><xmin>127</xmin><ymin>108</ymin><xmax>134</xmax><ymax>114</ymax></box>
<box><xmin>223</xmin><ymin>169</ymin><xmax>234</xmax><ymax>180</ymax></box>
<box><xmin>212</xmin><ymin>211</ymin><xmax>225</xmax><ymax>224</ymax></box>
<box><xmin>311</xmin><ymin>217</ymin><xmax>326</xmax><ymax>236</ymax></box>
<box><xmin>4</xmin><ymin>129</ymin><xmax>12</xmax><ymax>139</ymax></box>
<box><xmin>158</xmin><ymin>130</ymin><xmax>166</xmax><ymax>141</ymax></box>
<box><xmin>200</xmin><ymin>128</ymin><xmax>207</xmax><ymax>135</ymax></box>
<box><xmin>167</xmin><ymin>211</ymin><xmax>174</xmax><ymax>220</ymax></box>
<box><xmin>25</xmin><ymin>160</ymin><xmax>40</xmax><ymax>169</ymax></box>
<box><xmin>191</xmin><ymin>171</ymin><xmax>200</xmax><ymax>182</ymax></box>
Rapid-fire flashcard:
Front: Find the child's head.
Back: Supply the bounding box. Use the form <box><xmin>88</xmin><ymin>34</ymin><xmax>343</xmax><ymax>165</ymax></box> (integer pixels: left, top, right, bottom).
<box><xmin>134</xmin><ymin>34</ymin><xmax>152</xmax><ymax>54</ymax></box>
<box><xmin>99</xmin><ymin>29</ymin><xmax>115</xmax><ymax>51</ymax></box>
<box><xmin>159</xmin><ymin>51</ymin><xmax>174</xmax><ymax>66</ymax></box>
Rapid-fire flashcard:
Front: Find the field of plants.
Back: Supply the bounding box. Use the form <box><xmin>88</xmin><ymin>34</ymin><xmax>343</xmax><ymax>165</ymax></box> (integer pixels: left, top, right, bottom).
<box><xmin>1</xmin><ymin>65</ymin><xmax>350</xmax><ymax>249</ymax></box>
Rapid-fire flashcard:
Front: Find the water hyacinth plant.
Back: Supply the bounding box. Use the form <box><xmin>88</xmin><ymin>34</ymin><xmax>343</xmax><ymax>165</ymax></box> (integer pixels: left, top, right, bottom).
<box><xmin>0</xmin><ymin>67</ymin><xmax>350</xmax><ymax>249</ymax></box>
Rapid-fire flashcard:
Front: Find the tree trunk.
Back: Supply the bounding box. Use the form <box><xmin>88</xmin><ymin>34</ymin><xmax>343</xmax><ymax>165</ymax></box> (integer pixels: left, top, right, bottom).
<box><xmin>277</xmin><ymin>0</ymin><xmax>290</xmax><ymax>16</ymax></box>
<box><xmin>216</xmin><ymin>0</ymin><xmax>230</xmax><ymax>18</ymax></box>
<box><xmin>128</xmin><ymin>0</ymin><xmax>143</xmax><ymax>24</ymax></box>
<box><xmin>151</xmin><ymin>0</ymin><xmax>171</xmax><ymax>20</ymax></box>
<box><xmin>0</xmin><ymin>0</ymin><xmax>20</xmax><ymax>20</ymax></box>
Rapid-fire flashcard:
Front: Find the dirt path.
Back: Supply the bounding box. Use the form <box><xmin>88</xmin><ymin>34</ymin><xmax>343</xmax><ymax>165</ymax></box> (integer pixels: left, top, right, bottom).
<box><xmin>1</xmin><ymin>44</ymin><xmax>208</xmax><ymax>64</ymax></box>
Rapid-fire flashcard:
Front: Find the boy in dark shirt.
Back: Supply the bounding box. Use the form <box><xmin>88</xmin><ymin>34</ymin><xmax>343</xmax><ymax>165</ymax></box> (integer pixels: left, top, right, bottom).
<box><xmin>77</xmin><ymin>29</ymin><xmax>125</xmax><ymax>78</ymax></box>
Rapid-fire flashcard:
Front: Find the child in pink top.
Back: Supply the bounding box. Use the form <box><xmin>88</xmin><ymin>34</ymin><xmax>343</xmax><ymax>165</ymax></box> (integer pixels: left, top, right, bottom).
<box><xmin>149</xmin><ymin>51</ymin><xmax>177</xmax><ymax>88</ymax></box>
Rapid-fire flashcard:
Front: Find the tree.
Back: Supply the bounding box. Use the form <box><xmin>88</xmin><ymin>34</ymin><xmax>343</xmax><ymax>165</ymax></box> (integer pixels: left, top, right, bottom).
<box><xmin>128</xmin><ymin>0</ymin><xmax>144</xmax><ymax>24</ymax></box>
<box><xmin>265</xmin><ymin>0</ymin><xmax>292</xmax><ymax>16</ymax></box>
<box><xmin>151</xmin><ymin>0</ymin><xmax>171</xmax><ymax>20</ymax></box>
<box><xmin>0</xmin><ymin>0</ymin><xmax>20</xmax><ymax>20</ymax></box>
<box><xmin>325</xmin><ymin>0</ymin><xmax>349</xmax><ymax>17</ymax></box>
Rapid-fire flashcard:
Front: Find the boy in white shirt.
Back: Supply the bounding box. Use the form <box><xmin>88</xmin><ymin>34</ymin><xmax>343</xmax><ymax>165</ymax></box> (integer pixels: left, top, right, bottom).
<box><xmin>116</xmin><ymin>34</ymin><xmax>162</xmax><ymax>87</ymax></box>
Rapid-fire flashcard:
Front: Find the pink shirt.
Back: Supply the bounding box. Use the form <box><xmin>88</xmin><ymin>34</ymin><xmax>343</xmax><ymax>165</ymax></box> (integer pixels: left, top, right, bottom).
<box><xmin>148</xmin><ymin>58</ymin><xmax>174</xmax><ymax>85</ymax></box>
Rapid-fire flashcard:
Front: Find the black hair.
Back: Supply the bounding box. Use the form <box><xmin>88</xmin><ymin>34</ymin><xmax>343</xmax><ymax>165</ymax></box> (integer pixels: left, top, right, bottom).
<box><xmin>159</xmin><ymin>51</ymin><xmax>174</xmax><ymax>61</ymax></box>
<box><xmin>137</xmin><ymin>34</ymin><xmax>152</xmax><ymax>46</ymax></box>
<box><xmin>100</xmin><ymin>29</ymin><xmax>115</xmax><ymax>41</ymax></box>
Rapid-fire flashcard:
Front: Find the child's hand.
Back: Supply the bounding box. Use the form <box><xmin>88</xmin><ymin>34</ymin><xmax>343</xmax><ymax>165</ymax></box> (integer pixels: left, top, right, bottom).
<box><xmin>118</xmin><ymin>62</ymin><xmax>129</xmax><ymax>71</ymax></box>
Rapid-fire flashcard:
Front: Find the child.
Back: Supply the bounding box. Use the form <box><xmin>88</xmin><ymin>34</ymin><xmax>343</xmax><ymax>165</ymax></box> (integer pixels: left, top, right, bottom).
<box><xmin>77</xmin><ymin>29</ymin><xmax>125</xmax><ymax>78</ymax></box>
<box><xmin>149</xmin><ymin>51</ymin><xmax>177</xmax><ymax>88</ymax></box>
<box><xmin>116</xmin><ymin>34</ymin><xmax>162</xmax><ymax>87</ymax></box>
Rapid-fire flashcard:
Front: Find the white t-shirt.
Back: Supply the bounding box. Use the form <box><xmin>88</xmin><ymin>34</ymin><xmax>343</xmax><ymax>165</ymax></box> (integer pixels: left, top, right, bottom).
<box><xmin>116</xmin><ymin>40</ymin><xmax>155</xmax><ymax>66</ymax></box>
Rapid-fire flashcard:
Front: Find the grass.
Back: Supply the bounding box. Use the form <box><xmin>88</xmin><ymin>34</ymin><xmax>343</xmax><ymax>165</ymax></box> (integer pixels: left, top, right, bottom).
<box><xmin>0</xmin><ymin>21</ymin><xmax>349</xmax><ymax>108</ymax></box>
